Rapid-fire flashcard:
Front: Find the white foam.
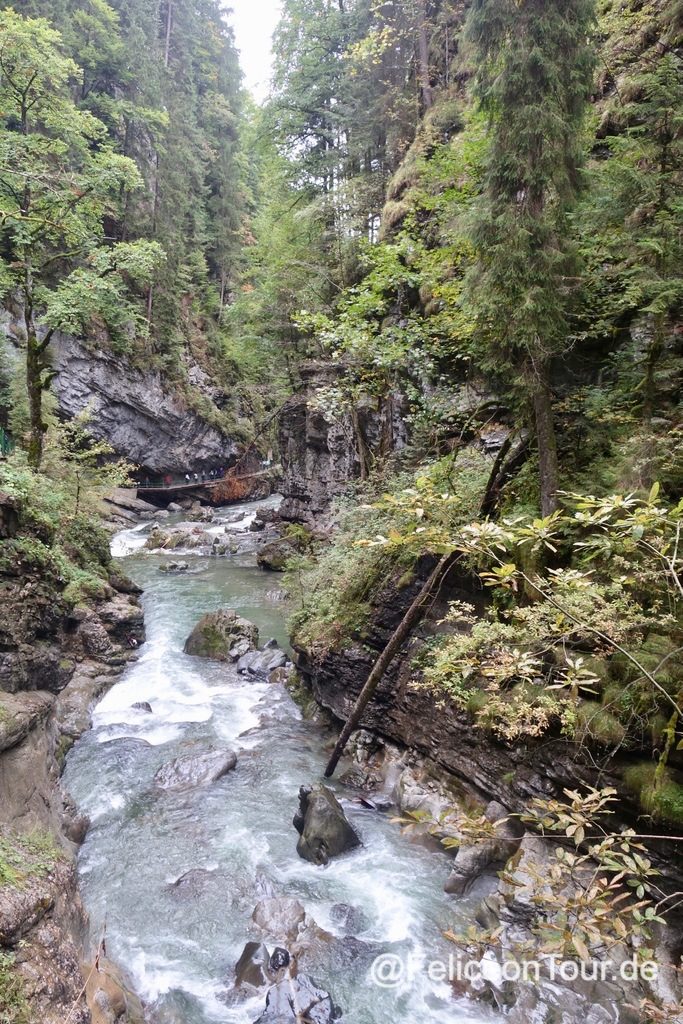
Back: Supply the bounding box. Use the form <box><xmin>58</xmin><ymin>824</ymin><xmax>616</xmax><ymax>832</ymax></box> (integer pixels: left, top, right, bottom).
<box><xmin>110</xmin><ymin>521</ymin><xmax>152</xmax><ymax>558</ymax></box>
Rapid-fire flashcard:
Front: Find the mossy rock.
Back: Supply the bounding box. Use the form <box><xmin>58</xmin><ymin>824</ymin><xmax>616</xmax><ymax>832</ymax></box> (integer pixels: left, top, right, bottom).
<box><xmin>59</xmin><ymin>515</ymin><xmax>111</xmax><ymax>571</ymax></box>
<box><xmin>183</xmin><ymin>609</ymin><xmax>259</xmax><ymax>662</ymax></box>
<box><xmin>623</xmin><ymin>762</ymin><xmax>683</xmax><ymax>827</ymax></box>
<box><xmin>257</xmin><ymin>539</ymin><xmax>295</xmax><ymax>572</ymax></box>
<box><xmin>575</xmin><ymin>702</ymin><xmax>627</xmax><ymax>746</ymax></box>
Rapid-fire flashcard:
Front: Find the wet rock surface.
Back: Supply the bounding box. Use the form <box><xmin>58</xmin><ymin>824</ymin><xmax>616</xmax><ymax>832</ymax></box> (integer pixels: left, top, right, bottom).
<box><xmin>233</xmin><ymin>941</ymin><xmax>275</xmax><ymax>993</ymax></box>
<box><xmin>153</xmin><ymin>748</ymin><xmax>237</xmax><ymax>789</ymax></box>
<box><xmin>444</xmin><ymin>800</ymin><xmax>524</xmax><ymax>896</ymax></box>
<box><xmin>237</xmin><ymin>640</ymin><xmax>289</xmax><ymax>679</ymax></box>
<box><xmin>253</xmin><ymin>974</ymin><xmax>341</xmax><ymax>1024</ymax></box>
<box><xmin>294</xmin><ymin>785</ymin><xmax>361</xmax><ymax>865</ymax></box>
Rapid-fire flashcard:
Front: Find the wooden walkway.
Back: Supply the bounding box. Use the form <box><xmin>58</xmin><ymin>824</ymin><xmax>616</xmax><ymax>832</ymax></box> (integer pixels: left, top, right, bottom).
<box><xmin>136</xmin><ymin>467</ymin><xmax>278</xmax><ymax>503</ymax></box>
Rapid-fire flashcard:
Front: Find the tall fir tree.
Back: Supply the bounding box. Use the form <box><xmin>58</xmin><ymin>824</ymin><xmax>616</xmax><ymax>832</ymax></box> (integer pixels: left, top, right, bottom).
<box><xmin>464</xmin><ymin>0</ymin><xmax>596</xmax><ymax>515</ymax></box>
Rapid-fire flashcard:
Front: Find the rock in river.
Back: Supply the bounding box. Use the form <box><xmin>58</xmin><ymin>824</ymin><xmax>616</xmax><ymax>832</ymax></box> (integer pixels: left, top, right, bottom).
<box><xmin>294</xmin><ymin>785</ymin><xmax>361</xmax><ymax>866</ymax></box>
<box><xmin>233</xmin><ymin>941</ymin><xmax>275</xmax><ymax>994</ymax></box>
<box><xmin>257</xmin><ymin>539</ymin><xmax>295</xmax><ymax>572</ymax></box>
<box><xmin>183</xmin><ymin>609</ymin><xmax>259</xmax><ymax>661</ymax></box>
<box><xmin>153</xmin><ymin>749</ymin><xmax>237</xmax><ymax>790</ymax></box>
<box><xmin>253</xmin><ymin>975</ymin><xmax>341</xmax><ymax>1024</ymax></box>
<box><xmin>237</xmin><ymin>640</ymin><xmax>288</xmax><ymax>679</ymax></box>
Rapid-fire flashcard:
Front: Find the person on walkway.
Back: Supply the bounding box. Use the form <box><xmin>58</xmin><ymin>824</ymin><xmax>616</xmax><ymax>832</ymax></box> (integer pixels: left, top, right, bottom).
<box><xmin>185</xmin><ymin>473</ymin><xmax>190</xmax><ymax>483</ymax></box>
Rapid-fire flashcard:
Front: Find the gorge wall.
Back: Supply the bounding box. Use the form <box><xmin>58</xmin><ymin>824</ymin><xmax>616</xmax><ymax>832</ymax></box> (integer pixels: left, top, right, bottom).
<box><xmin>1</xmin><ymin>308</ymin><xmax>238</xmax><ymax>476</ymax></box>
<box><xmin>279</xmin><ymin>362</ymin><xmax>408</xmax><ymax>525</ymax></box>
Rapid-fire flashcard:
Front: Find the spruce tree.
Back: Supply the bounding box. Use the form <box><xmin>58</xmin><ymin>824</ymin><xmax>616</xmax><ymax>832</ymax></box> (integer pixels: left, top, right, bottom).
<box><xmin>464</xmin><ymin>0</ymin><xmax>596</xmax><ymax>515</ymax></box>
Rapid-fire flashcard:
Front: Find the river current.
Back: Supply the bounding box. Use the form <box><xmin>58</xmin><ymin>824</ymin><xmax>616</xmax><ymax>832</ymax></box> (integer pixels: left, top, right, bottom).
<box><xmin>63</xmin><ymin>497</ymin><xmax>496</xmax><ymax>1024</ymax></box>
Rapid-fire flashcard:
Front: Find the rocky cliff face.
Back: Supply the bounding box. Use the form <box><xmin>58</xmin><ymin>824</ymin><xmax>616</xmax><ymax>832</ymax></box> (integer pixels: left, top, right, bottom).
<box><xmin>50</xmin><ymin>333</ymin><xmax>237</xmax><ymax>475</ymax></box>
<box><xmin>293</xmin><ymin>562</ymin><xmax>682</xmax><ymax>883</ymax></box>
<box><xmin>279</xmin><ymin>362</ymin><xmax>408</xmax><ymax>524</ymax></box>
<box><xmin>1</xmin><ymin>307</ymin><xmax>238</xmax><ymax>475</ymax></box>
<box><xmin>0</xmin><ymin>493</ymin><xmax>145</xmax><ymax>1023</ymax></box>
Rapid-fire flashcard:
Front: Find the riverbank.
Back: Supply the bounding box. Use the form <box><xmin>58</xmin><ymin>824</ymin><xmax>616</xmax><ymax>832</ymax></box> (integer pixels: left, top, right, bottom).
<box><xmin>0</xmin><ymin>492</ymin><xmax>146</xmax><ymax>1023</ymax></box>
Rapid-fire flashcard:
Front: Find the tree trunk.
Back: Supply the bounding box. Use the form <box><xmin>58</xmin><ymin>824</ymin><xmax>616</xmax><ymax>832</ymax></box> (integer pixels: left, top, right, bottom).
<box><xmin>164</xmin><ymin>2</ymin><xmax>173</xmax><ymax>67</ymax></box>
<box><xmin>532</xmin><ymin>372</ymin><xmax>559</xmax><ymax>517</ymax></box>
<box><xmin>26</xmin><ymin>327</ymin><xmax>46</xmax><ymax>470</ymax></box>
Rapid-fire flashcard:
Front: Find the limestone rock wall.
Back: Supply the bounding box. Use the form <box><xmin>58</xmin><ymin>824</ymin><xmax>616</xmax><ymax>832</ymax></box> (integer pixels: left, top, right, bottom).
<box><xmin>278</xmin><ymin>362</ymin><xmax>408</xmax><ymax>525</ymax></box>
<box><xmin>1</xmin><ymin>306</ymin><xmax>237</xmax><ymax>476</ymax></box>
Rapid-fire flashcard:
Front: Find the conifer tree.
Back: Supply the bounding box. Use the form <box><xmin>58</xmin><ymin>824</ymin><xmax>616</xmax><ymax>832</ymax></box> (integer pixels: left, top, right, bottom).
<box><xmin>464</xmin><ymin>0</ymin><xmax>596</xmax><ymax>515</ymax></box>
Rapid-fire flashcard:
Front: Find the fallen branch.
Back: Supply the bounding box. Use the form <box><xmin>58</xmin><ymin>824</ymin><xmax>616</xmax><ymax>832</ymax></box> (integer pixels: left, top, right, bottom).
<box><xmin>324</xmin><ymin>437</ymin><xmax>521</xmax><ymax>778</ymax></box>
<box><xmin>324</xmin><ymin>549</ymin><xmax>460</xmax><ymax>778</ymax></box>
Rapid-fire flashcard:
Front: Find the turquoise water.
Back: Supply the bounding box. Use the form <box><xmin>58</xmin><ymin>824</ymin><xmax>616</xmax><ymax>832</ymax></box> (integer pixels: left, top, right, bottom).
<box><xmin>64</xmin><ymin>498</ymin><xmax>495</xmax><ymax>1024</ymax></box>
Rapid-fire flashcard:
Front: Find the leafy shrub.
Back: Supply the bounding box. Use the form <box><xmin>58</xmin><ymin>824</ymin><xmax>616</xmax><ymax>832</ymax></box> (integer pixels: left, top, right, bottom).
<box><xmin>290</xmin><ymin>452</ymin><xmax>490</xmax><ymax>656</ymax></box>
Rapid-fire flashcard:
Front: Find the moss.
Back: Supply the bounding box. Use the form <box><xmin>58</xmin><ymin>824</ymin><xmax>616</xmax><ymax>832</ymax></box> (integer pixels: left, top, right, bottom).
<box><xmin>465</xmin><ymin>688</ymin><xmax>490</xmax><ymax>716</ymax></box>
<box><xmin>0</xmin><ymin>828</ymin><xmax>61</xmax><ymax>889</ymax></box>
<box><xmin>62</xmin><ymin>570</ymin><xmax>110</xmax><ymax>607</ymax></box>
<box><xmin>396</xmin><ymin>569</ymin><xmax>416</xmax><ymax>590</ymax></box>
<box><xmin>623</xmin><ymin>762</ymin><xmax>683</xmax><ymax>827</ymax></box>
<box><xmin>0</xmin><ymin>952</ymin><xmax>30</xmax><ymax>1024</ymax></box>
<box><xmin>610</xmin><ymin>634</ymin><xmax>681</xmax><ymax>695</ymax></box>
<box><xmin>380</xmin><ymin>200</ymin><xmax>411</xmax><ymax>237</ymax></box>
<box><xmin>285</xmin><ymin>673</ymin><xmax>320</xmax><ymax>720</ymax></box>
<box><xmin>192</xmin><ymin>624</ymin><xmax>226</xmax><ymax>657</ymax></box>
<box><xmin>425</xmin><ymin>97</ymin><xmax>465</xmax><ymax>138</ymax></box>
<box><xmin>575</xmin><ymin>702</ymin><xmax>627</xmax><ymax>746</ymax></box>
<box><xmin>59</xmin><ymin>514</ymin><xmax>111</xmax><ymax>571</ymax></box>
<box><xmin>55</xmin><ymin>734</ymin><xmax>75</xmax><ymax>771</ymax></box>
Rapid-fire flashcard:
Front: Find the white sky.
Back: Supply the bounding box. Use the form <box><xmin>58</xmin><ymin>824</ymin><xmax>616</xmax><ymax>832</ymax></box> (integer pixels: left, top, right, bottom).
<box><xmin>227</xmin><ymin>0</ymin><xmax>283</xmax><ymax>102</ymax></box>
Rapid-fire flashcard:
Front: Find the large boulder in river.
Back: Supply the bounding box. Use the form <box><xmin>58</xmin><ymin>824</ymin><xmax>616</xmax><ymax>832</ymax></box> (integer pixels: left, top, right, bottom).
<box><xmin>183</xmin><ymin>609</ymin><xmax>259</xmax><ymax>661</ymax></box>
<box><xmin>294</xmin><ymin>785</ymin><xmax>361</xmax><ymax>866</ymax></box>
<box><xmin>253</xmin><ymin>975</ymin><xmax>340</xmax><ymax>1024</ymax></box>
<box><xmin>153</xmin><ymin>749</ymin><xmax>237</xmax><ymax>790</ymax></box>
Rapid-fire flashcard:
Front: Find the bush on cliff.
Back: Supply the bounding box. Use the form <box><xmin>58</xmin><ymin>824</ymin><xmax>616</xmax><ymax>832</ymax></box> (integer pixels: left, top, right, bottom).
<box><xmin>289</xmin><ymin>450</ymin><xmax>490</xmax><ymax>657</ymax></box>
<box><xmin>0</xmin><ymin>454</ymin><xmax>113</xmax><ymax>608</ymax></box>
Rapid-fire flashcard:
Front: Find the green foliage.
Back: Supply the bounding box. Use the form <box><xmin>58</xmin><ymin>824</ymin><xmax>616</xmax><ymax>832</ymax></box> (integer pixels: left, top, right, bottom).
<box><xmin>0</xmin><ymin>828</ymin><xmax>61</xmax><ymax>889</ymax></box>
<box><xmin>42</xmin><ymin>242</ymin><xmax>166</xmax><ymax>353</ymax></box>
<box><xmin>623</xmin><ymin>763</ymin><xmax>683</xmax><ymax>827</ymax></box>
<box><xmin>414</xmin><ymin>786</ymin><xmax>675</xmax><ymax>961</ymax></box>
<box><xmin>0</xmin><ymin>452</ymin><xmax>112</xmax><ymax>606</ymax></box>
<box><xmin>408</xmin><ymin>487</ymin><xmax>683</xmax><ymax>766</ymax></box>
<box><xmin>0</xmin><ymin>952</ymin><xmax>29</xmax><ymax>1024</ymax></box>
<box><xmin>463</xmin><ymin>0</ymin><xmax>596</xmax><ymax>359</ymax></box>
<box><xmin>290</xmin><ymin>451</ymin><xmax>491</xmax><ymax>655</ymax></box>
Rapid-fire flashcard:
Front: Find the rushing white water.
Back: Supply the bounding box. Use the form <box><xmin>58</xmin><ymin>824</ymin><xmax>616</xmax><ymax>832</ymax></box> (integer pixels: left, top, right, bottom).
<box><xmin>64</xmin><ymin>497</ymin><xmax>497</xmax><ymax>1024</ymax></box>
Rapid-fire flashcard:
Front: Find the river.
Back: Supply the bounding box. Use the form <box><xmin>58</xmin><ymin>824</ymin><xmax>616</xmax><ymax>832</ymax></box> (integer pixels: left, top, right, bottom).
<box><xmin>63</xmin><ymin>497</ymin><xmax>496</xmax><ymax>1024</ymax></box>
